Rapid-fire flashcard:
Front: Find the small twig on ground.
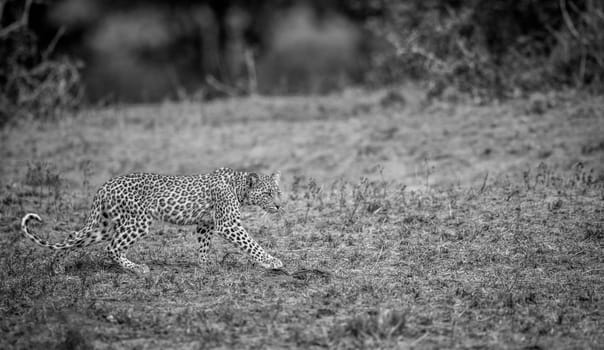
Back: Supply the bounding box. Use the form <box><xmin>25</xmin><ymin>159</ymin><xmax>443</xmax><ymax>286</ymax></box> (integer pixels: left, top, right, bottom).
<box><xmin>411</xmin><ymin>332</ymin><xmax>429</xmax><ymax>346</ymax></box>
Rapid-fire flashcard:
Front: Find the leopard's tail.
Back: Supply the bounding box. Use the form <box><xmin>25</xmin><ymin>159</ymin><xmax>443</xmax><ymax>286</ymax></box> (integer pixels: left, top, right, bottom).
<box><xmin>21</xmin><ymin>206</ymin><xmax>114</xmax><ymax>250</ymax></box>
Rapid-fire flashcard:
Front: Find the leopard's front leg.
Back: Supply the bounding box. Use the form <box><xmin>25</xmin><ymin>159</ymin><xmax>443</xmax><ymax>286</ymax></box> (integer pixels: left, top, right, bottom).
<box><xmin>212</xmin><ymin>190</ymin><xmax>282</xmax><ymax>269</ymax></box>
<box><xmin>216</xmin><ymin>219</ymin><xmax>283</xmax><ymax>269</ymax></box>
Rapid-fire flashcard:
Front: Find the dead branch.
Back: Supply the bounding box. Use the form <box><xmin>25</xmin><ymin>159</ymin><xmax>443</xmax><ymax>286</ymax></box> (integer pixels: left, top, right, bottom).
<box><xmin>0</xmin><ymin>0</ymin><xmax>33</xmax><ymax>38</ymax></box>
<box><xmin>559</xmin><ymin>0</ymin><xmax>585</xmax><ymax>44</ymax></box>
<box><xmin>42</xmin><ymin>26</ymin><xmax>66</xmax><ymax>59</ymax></box>
<box><xmin>244</xmin><ymin>48</ymin><xmax>257</xmax><ymax>95</ymax></box>
<box><xmin>206</xmin><ymin>75</ymin><xmax>238</xmax><ymax>96</ymax></box>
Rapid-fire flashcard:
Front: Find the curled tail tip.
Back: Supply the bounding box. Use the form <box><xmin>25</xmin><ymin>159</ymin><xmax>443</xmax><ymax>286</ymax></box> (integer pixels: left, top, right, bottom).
<box><xmin>25</xmin><ymin>213</ymin><xmax>42</xmax><ymax>221</ymax></box>
<box><xmin>22</xmin><ymin>213</ymin><xmax>42</xmax><ymax>226</ymax></box>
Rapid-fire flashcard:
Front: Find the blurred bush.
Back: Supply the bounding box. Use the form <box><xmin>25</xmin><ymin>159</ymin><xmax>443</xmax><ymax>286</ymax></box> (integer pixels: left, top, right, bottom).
<box><xmin>366</xmin><ymin>0</ymin><xmax>604</xmax><ymax>99</ymax></box>
<box><xmin>257</xmin><ymin>5</ymin><xmax>362</xmax><ymax>94</ymax></box>
<box><xmin>0</xmin><ymin>0</ymin><xmax>83</xmax><ymax>126</ymax></box>
<box><xmin>2</xmin><ymin>0</ymin><xmax>603</xmax><ymax>111</ymax></box>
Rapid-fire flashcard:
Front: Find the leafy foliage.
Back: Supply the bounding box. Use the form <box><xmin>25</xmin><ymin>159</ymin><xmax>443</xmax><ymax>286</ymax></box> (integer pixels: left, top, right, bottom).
<box><xmin>367</xmin><ymin>0</ymin><xmax>604</xmax><ymax>98</ymax></box>
<box><xmin>0</xmin><ymin>0</ymin><xmax>82</xmax><ymax>126</ymax></box>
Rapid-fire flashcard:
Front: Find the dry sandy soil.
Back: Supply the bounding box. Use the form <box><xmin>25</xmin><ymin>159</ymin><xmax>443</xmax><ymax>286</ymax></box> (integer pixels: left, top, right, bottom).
<box><xmin>0</xmin><ymin>87</ymin><xmax>603</xmax><ymax>349</ymax></box>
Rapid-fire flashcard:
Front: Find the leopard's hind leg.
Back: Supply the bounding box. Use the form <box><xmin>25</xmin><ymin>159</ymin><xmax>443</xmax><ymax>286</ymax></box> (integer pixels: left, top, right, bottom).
<box><xmin>106</xmin><ymin>208</ymin><xmax>152</xmax><ymax>275</ymax></box>
<box><xmin>196</xmin><ymin>220</ymin><xmax>215</xmax><ymax>265</ymax></box>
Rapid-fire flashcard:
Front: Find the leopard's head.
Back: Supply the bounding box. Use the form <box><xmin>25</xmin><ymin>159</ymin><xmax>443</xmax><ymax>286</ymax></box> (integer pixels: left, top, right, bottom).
<box><xmin>246</xmin><ymin>171</ymin><xmax>283</xmax><ymax>214</ymax></box>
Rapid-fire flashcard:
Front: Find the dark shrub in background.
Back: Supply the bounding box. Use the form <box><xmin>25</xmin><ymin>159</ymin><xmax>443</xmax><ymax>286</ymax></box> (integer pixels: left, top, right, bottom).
<box><xmin>0</xmin><ymin>0</ymin><xmax>82</xmax><ymax>126</ymax></box>
<box><xmin>367</xmin><ymin>0</ymin><xmax>604</xmax><ymax>98</ymax></box>
<box><xmin>1</xmin><ymin>0</ymin><xmax>603</xmax><ymax>121</ymax></box>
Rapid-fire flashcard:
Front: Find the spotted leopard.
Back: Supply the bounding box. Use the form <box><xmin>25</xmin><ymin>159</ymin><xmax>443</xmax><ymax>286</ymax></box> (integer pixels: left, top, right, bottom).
<box><xmin>21</xmin><ymin>167</ymin><xmax>284</xmax><ymax>274</ymax></box>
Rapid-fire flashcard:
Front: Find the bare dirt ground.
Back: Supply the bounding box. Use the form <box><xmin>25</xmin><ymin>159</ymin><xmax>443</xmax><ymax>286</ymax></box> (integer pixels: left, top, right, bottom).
<box><xmin>1</xmin><ymin>87</ymin><xmax>603</xmax><ymax>349</ymax></box>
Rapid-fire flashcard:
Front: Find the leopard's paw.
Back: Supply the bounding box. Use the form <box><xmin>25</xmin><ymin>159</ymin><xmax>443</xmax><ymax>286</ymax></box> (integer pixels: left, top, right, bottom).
<box><xmin>260</xmin><ymin>256</ymin><xmax>283</xmax><ymax>270</ymax></box>
<box><xmin>130</xmin><ymin>264</ymin><xmax>150</xmax><ymax>275</ymax></box>
<box><xmin>198</xmin><ymin>253</ymin><xmax>210</xmax><ymax>265</ymax></box>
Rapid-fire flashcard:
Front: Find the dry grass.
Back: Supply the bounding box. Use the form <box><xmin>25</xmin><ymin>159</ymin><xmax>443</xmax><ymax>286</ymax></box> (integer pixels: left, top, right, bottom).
<box><xmin>1</xmin><ymin>87</ymin><xmax>603</xmax><ymax>349</ymax></box>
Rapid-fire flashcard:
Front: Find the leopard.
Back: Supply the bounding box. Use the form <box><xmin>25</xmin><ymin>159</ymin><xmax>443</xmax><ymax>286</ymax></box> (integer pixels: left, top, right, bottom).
<box><xmin>20</xmin><ymin>167</ymin><xmax>284</xmax><ymax>274</ymax></box>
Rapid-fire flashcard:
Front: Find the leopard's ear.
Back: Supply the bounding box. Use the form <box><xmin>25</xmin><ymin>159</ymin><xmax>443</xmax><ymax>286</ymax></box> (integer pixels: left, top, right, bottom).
<box><xmin>271</xmin><ymin>171</ymin><xmax>281</xmax><ymax>185</ymax></box>
<box><xmin>247</xmin><ymin>172</ymin><xmax>259</xmax><ymax>188</ymax></box>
